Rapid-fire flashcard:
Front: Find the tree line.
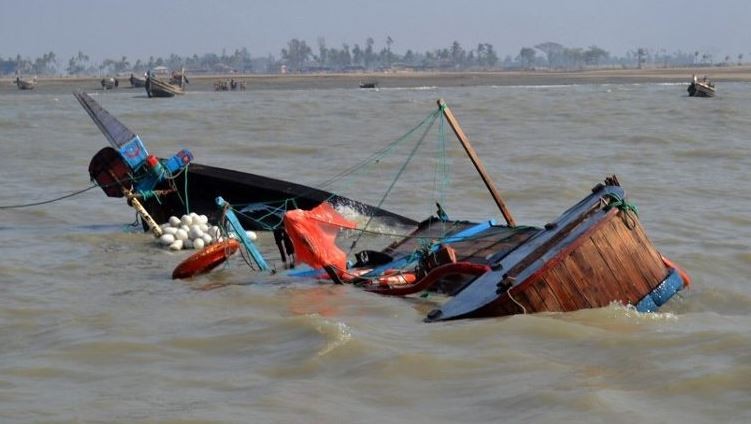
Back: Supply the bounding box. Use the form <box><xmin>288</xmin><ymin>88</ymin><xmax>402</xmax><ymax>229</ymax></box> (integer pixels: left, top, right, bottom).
<box><xmin>1</xmin><ymin>38</ymin><xmax>747</xmax><ymax>76</ymax></box>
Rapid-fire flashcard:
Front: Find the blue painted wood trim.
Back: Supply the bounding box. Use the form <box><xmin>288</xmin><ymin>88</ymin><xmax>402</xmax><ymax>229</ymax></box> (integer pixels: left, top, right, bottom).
<box><xmin>362</xmin><ymin>219</ymin><xmax>497</xmax><ymax>278</ymax></box>
<box><xmin>216</xmin><ymin>196</ymin><xmax>269</xmax><ymax>271</ymax></box>
<box><xmin>635</xmin><ymin>268</ymin><xmax>684</xmax><ymax>313</ymax></box>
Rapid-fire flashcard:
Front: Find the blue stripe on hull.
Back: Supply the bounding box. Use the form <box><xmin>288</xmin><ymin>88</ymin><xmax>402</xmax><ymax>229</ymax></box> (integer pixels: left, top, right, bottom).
<box><xmin>635</xmin><ymin>268</ymin><xmax>684</xmax><ymax>313</ymax></box>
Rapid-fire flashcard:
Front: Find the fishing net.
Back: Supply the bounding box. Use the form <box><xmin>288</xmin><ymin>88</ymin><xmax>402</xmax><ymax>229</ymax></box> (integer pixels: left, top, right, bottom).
<box><xmin>224</xmin><ymin>101</ymin><xmax>508</xmax><ymax>273</ymax></box>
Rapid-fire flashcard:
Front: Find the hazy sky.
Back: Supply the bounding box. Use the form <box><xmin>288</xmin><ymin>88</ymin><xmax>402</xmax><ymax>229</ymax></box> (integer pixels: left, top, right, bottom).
<box><xmin>2</xmin><ymin>0</ymin><xmax>749</xmax><ymax>63</ymax></box>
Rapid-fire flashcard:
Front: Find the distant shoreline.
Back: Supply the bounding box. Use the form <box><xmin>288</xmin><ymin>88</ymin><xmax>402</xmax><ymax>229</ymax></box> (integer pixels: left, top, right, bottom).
<box><xmin>4</xmin><ymin>66</ymin><xmax>751</xmax><ymax>92</ymax></box>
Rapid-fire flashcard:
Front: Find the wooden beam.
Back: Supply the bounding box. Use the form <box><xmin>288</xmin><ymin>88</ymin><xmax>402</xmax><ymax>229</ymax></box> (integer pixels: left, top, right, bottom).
<box><xmin>437</xmin><ymin>99</ymin><xmax>516</xmax><ymax>227</ymax></box>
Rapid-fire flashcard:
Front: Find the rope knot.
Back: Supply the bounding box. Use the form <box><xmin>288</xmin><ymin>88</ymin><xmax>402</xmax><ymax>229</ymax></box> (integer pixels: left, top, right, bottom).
<box><xmin>602</xmin><ymin>192</ymin><xmax>638</xmax><ymax>229</ymax></box>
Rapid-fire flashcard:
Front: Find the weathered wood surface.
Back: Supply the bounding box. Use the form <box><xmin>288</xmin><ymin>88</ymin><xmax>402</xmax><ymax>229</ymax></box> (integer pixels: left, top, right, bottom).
<box><xmin>496</xmin><ymin>209</ymin><xmax>667</xmax><ymax>315</ymax></box>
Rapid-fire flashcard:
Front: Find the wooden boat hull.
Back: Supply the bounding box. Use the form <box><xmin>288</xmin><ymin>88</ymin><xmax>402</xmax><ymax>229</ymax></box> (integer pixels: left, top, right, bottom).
<box><xmin>688</xmin><ymin>82</ymin><xmax>715</xmax><ymax>97</ymax></box>
<box><xmin>419</xmin><ymin>182</ymin><xmax>685</xmax><ymax>321</ymax></box>
<box><xmin>139</xmin><ymin>161</ymin><xmax>418</xmax><ymax>231</ymax></box>
<box><xmin>145</xmin><ymin>77</ymin><xmax>184</xmax><ymax>97</ymax></box>
<box><xmin>74</xmin><ymin>90</ymin><xmax>417</xmax><ymax>231</ymax></box>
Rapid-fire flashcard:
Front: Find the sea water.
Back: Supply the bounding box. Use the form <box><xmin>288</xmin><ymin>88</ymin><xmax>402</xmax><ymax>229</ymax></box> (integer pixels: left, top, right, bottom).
<box><xmin>0</xmin><ymin>81</ymin><xmax>750</xmax><ymax>423</ymax></box>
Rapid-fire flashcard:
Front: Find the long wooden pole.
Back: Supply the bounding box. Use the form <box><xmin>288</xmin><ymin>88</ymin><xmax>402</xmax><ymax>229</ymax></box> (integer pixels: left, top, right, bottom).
<box><xmin>437</xmin><ymin>99</ymin><xmax>516</xmax><ymax>227</ymax></box>
<box><xmin>125</xmin><ymin>189</ymin><xmax>163</xmax><ymax>237</ymax></box>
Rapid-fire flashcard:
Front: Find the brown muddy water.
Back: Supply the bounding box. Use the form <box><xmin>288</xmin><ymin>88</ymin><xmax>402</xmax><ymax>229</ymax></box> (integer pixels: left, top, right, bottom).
<box><xmin>0</xmin><ymin>80</ymin><xmax>750</xmax><ymax>423</ymax></box>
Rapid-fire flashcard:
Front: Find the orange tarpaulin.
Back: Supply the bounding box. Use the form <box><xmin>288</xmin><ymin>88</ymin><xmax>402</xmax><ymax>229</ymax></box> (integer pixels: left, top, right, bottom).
<box><xmin>283</xmin><ymin>203</ymin><xmax>357</xmax><ymax>271</ymax></box>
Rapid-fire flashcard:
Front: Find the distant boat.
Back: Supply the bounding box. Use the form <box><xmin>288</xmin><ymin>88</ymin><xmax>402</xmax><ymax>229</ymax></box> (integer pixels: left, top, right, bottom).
<box><xmin>359</xmin><ymin>81</ymin><xmax>378</xmax><ymax>89</ymax></box>
<box><xmin>688</xmin><ymin>74</ymin><xmax>715</xmax><ymax>97</ymax></box>
<box><xmin>145</xmin><ymin>68</ymin><xmax>187</xmax><ymax>97</ymax></box>
<box><xmin>214</xmin><ymin>79</ymin><xmax>246</xmax><ymax>91</ymax></box>
<box><xmin>15</xmin><ymin>76</ymin><xmax>36</xmax><ymax>90</ymax></box>
<box><xmin>129</xmin><ymin>73</ymin><xmax>146</xmax><ymax>88</ymax></box>
<box><xmin>101</xmin><ymin>77</ymin><xmax>119</xmax><ymax>90</ymax></box>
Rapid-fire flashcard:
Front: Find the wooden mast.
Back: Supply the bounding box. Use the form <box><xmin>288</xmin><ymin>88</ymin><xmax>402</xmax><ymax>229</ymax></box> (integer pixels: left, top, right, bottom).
<box><xmin>437</xmin><ymin>99</ymin><xmax>516</xmax><ymax>227</ymax></box>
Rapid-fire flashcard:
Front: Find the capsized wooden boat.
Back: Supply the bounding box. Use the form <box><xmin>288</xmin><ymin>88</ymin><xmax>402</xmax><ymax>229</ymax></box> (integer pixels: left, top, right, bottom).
<box><xmin>278</xmin><ymin>100</ymin><xmax>689</xmax><ymax>320</ymax></box>
<box><xmin>688</xmin><ymin>74</ymin><xmax>715</xmax><ymax>97</ymax></box>
<box><xmin>326</xmin><ymin>178</ymin><xmax>688</xmax><ymax>321</ymax></box>
<box><xmin>427</xmin><ymin>179</ymin><xmax>687</xmax><ymax>320</ymax></box>
<box><xmin>74</xmin><ymin>90</ymin><xmax>417</xmax><ymax>231</ymax></box>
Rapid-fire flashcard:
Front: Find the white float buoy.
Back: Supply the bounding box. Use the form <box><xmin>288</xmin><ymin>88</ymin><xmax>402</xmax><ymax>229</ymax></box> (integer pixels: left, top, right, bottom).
<box><xmin>175</xmin><ymin>229</ymin><xmax>189</xmax><ymax>241</ymax></box>
<box><xmin>159</xmin><ymin>233</ymin><xmax>175</xmax><ymax>245</ymax></box>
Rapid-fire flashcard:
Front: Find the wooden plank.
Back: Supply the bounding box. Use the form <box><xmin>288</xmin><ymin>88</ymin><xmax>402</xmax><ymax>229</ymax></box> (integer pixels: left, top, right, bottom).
<box><xmin>592</xmin><ymin>221</ymin><xmax>645</xmax><ymax>300</ymax></box>
<box><xmin>594</xmin><ymin>221</ymin><xmax>653</xmax><ymax>300</ymax></box>
<box><xmin>561</xmin><ymin>254</ymin><xmax>602</xmax><ymax>307</ymax></box>
<box><xmin>569</xmin><ymin>239</ymin><xmax>622</xmax><ymax>307</ymax></box>
<box><xmin>548</xmin><ymin>264</ymin><xmax>592</xmax><ymax>310</ymax></box>
<box><xmin>588</xmin><ymin>225</ymin><xmax>644</xmax><ymax>303</ymax></box>
<box><xmin>532</xmin><ymin>278</ymin><xmax>565</xmax><ymax>312</ymax></box>
<box><xmin>538</xmin><ymin>272</ymin><xmax>575</xmax><ymax>311</ymax></box>
<box><xmin>611</xmin><ymin>217</ymin><xmax>665</xmax><ymax>287</ymax></box>
<box><xmin>492</xmin><ymin>295</ymin><xmax>525</xmax><ymax>316</ymax></box>
<box><xmin>629</xmin><ymin>219</ymin><xmax>669</xmax><ymax>283</ymax></box>
<box><xmin>609</xmin><ymin>218</ymin><xmax>654</xmax><ymax>282</ymax></box>
<box><xmin>602</xmin><ymin>219</ymin><xmax>655</xmax><ymax>296</ymax></box>
<box><xmin>518</xmin><ymin>283</ymin><xmax>546</xmax><ymax>313</ymax></box>
<box><xmin>438</xmin><ymin>99</ymin><xmax>515</xmax><ymax>226</ymax></box>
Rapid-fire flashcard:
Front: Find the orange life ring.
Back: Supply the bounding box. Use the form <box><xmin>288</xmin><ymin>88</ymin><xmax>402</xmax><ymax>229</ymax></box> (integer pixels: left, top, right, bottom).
<box><xmin>172</xmin><ymin>239</ymin><xmax>240</xmax><ymax>279</ymax></box>
<box><xmin>660</xmin><ymin>254</ymin><xmax>691</xmax><ymax>288</ymax></box>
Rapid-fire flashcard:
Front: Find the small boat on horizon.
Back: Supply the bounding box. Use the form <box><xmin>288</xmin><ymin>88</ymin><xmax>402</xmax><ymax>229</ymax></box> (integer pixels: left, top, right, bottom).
<box><xmin>100</xmin><ymin>77</ymin><xmax>119</xmax><ymax>90</ymax></box>
<box><xmin>688</xmin><ymin>74</ymin><xmax>715</xmax><ymax>97</ymax></box>
<box><xmin>15</xmin><ymin>75</ymin><xmax>37</xmax><ymax>90</ymax></box>
<box><xmin>145</xmin><ymin>68</ymin><xmax>188</xmax><ymax>97</ymax></box>
<box><xmin>129</xmin><ymin>73</ymin><xmax>146</xmax><ymax>88</ymax></box>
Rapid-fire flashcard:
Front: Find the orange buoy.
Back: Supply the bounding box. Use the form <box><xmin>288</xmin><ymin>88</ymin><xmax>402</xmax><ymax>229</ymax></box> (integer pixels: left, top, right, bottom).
<box><xmin>376</xmin><ymin>270</ymin><xmax>418</xmax><ymax>287</ymax></box>
<box><xmin>661</xmin><ymin>254</ymin><xmax>691</xmax><ymax>288</ymax></box>
<box><xmin>172</xmin><ymin>239</ymin><xmax>240</xmax><ymax>280</ymax></box>
<box><xmin>366</xmin><ymin>262</ymin><xmax>491</xmax><ymax>296</ymax></box>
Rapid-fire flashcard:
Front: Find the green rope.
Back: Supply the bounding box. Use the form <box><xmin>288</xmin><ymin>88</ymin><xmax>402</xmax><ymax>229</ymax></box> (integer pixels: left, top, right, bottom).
<box><xmin>192</xmin><ymin>109</ymin><xmax>442</xmax><ymax>234</ymax></box>
<box><xmin>603</xmin><ymin>193</ymin><xmax>638</xmax><ymax>217</ymax></box>
<box><xmin>347</xmin><ymin>110</ymin><xmax>440</xmax><ymax>254</ymax></box>
<box><xmin>0</xmin><ymin>184</ymin><xmax>100</xmax><ymax>209</ymax></box>
<box><xmin>316</xmin><ymin>109</ymin><xmax>443</xmax><ymax>191</ymax></box>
